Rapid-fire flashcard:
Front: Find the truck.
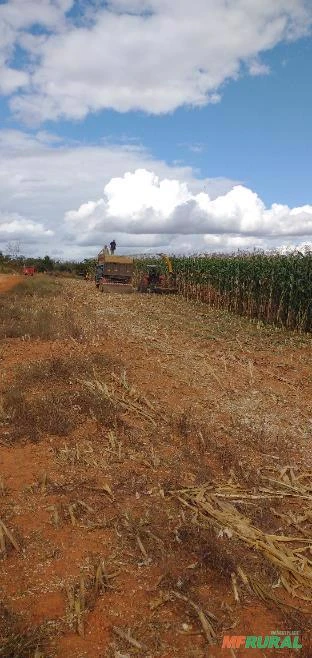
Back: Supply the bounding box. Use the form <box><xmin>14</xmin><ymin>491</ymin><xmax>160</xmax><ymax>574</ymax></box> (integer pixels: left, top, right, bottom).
<box><xmin>22</xmin><ymin>266</ymin><xmax>36</xmax><ymax>276</ymax></box>
<box><xmin>95</xmin><ymin>251</ymin><xmax>134</xmax><ymax>292</ymax></box>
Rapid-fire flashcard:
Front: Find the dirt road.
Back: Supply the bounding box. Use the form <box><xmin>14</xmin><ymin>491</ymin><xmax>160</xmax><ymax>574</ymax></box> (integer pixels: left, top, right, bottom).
<box><xmin>0</xmin><ymin>279</ymin><xmax>311</xmax><ymax>658</ymax></box>
<box><xmin>0</xmin><ymin>274</ymin><xmax>23</xmax><ymax>293</ymax></box>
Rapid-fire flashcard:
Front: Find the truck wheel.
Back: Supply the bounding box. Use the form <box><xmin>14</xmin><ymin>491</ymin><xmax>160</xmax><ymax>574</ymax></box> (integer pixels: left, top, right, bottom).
<box><xmin>137</xmin><ymin>282</ymin><xmax>148</xmax><ymax>292</ymax></box>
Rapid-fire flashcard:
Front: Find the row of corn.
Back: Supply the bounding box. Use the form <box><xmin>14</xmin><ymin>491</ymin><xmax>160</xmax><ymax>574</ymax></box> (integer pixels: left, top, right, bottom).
<box><xmin>135</xmin><ymin>250</ymin><xmax>311</xmax><ymax>332</ymax></box>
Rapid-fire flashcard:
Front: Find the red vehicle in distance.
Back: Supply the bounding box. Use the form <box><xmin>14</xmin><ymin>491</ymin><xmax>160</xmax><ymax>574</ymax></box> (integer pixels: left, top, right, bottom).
<box><xmin>22</xmin><ymin>266</ymin><xmax>36</xmax><ymax>276</ymax></box>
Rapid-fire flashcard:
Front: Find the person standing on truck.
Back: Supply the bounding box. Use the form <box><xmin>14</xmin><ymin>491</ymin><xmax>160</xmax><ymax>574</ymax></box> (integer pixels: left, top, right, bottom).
<box><xmin>104</xmin><ymin>244</ymin><xmax>109</xmax><ymax>254</ymax></box>
<box><xmin>110</xmin><ymin>240</ymin><xmax>116</xmax><ymax>255</ymax></box>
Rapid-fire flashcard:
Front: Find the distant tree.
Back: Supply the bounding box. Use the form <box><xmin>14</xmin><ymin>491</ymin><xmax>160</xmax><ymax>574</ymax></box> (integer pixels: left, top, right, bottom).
<box><xmin>42</xmin><ymin>255</ymin><xmax>54</xmax><ymax>271</ymax></box>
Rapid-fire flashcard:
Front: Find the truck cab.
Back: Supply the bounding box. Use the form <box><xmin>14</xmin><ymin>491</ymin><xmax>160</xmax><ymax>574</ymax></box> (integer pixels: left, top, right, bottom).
<box><xmin>23</xmin><ymin>266</ymin><xmax>36</xmax><ymax>276</ymax></box>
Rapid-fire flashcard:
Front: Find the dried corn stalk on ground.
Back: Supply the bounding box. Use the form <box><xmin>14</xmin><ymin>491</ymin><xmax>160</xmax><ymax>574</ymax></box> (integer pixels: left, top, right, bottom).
<box><xmin>173</xmin><ymin>466</ymin><xmax>312</xmax><ymax>612</ymax></box>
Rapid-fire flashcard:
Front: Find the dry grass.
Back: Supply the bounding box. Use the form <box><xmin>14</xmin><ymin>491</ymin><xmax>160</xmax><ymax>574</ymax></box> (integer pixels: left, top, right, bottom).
<box><xmin>196</xmin><ymin>530</ymin><xmax>238</xmax><ymax>580</ymax></box>
<box><xmin>2</xmin><ymin>354</ymin><xmax>120</xmax><ymax>441</ymax></box>
<box><xmin>14</xmin><ymin>354</ymin><xmax>115</xmax><ymax>386</ymax></box>
<box><xmin>0</xmin><ymin>605</ymin><xmax>47</xmax><ymax>658</ymax></box>
<box><xmin>7</xmin><ymin>278</ymin><xmax>60</xmax><ymax>298</ymax></box>
<box><xmin>4</xmin><ymin>388</ymin><xmax>81</xmax><ymax>439</ymax></box>
<box><xmin>0</xmin><ymin>303</ymin><xmax>85</xmax><ymax>340</ymax></box>
<box><xmin>2</xmin><ymin>350</ymin><xmax>162</xmax><ymax>444</ymax></box>
<box><xmin>0</xmin><ymin>278</ymin><xmax>93</xmax><ymax>340</ymax></box>
<box><xmin>0</xmin><ymin>628</ymin><xmax>45</xmax><ymax>658</ymax></box>
<box><xmin>3</xmin><ymin>385</ymin><xmax>118</xmax><ymax>441</ymax></box>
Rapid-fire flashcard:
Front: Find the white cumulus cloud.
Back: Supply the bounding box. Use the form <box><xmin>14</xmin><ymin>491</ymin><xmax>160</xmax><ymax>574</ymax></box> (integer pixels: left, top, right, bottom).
<box><xmin>0</xmin><ymin>128</ymin><xmax>235</xmax><ymax>256</ymax></box>
<box><xmin>0</xmin><ymin>211</ymin><xmax>54</xmax><ymax>243</ymax></box>
<box><xmin>0</xmin><ymin>0</ymin><xmax>310</xmax><ymax>121</ymax></box>
<box><xmin>0</xmin><ymin>130</ymin><xmax>311</xmax><ymax>258</ymax></box>
<box><xmin>65</xmin><ymin>168</ymin><xmax>312</xmax><ymax>251</ymax></box>
<box><xmin>0</xmin><ymin>0</ymin><xmax>74</xmax><ymax>95</ymax></box>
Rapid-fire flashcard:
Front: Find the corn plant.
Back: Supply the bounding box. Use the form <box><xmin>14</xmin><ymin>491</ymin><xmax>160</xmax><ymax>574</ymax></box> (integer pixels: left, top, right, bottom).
<box><xmin>134</xmin><ymin>249</ymin><xmax>311</xmax><ymax>332</ymax></box>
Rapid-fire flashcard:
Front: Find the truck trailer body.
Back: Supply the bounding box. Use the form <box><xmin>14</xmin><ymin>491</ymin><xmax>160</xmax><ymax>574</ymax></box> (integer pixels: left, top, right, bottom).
<box><xmin>95</xmin><ymin>253</ymin><xmax>134</xmax><ymax>292</ymax></box>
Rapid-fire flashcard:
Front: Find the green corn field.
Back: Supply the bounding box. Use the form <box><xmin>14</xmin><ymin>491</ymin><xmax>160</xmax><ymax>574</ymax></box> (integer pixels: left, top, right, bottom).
<box><xmin>135</xmin><ymin>250</ymin><xmax>312</xmax><ymax>332</ymax></box>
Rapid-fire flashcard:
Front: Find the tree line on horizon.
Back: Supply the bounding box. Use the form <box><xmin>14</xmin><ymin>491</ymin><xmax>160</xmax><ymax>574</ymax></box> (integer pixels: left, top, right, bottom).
<box><xmin>0</xmin><ymin>250</ymin><xmax>96</xmax><ymax>276</ymax></box>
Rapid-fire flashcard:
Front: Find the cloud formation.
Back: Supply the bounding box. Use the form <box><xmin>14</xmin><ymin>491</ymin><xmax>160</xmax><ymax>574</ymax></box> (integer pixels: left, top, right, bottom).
<box><xmin>0</xmin><ymin>129</ymin><xmax>235</xmax><ymax>256</ymax></box>
<box><xmin>0</xmin><ymin>211</ymin><xmax>53</xmax><ymax>243</ymax></box>
<box><xmin>0</xmin><ymin>132</ymin><xmax>311</xmax><ymax>258</ymax></box>
<box><xmin>1</xmin><ymin>0</ymin><xmax>311</xmax><ymax>121</ymax></box>
<box><xmin>65</xmin><ymin>169</ymin><xmax>312</xmax><ymax>251</ymax></box>
<box><xmin>0</xmin><ymin>0</ymin><xmax>73</xmax><ymax>94</ymax></box>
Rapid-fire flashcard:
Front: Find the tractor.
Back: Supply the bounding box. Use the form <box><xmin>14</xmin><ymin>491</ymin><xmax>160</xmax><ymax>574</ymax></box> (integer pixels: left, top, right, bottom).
<box><xmin>137</xmin><ymin>255</ymin><xmax>178</xmax><ymax>294</ymax></box>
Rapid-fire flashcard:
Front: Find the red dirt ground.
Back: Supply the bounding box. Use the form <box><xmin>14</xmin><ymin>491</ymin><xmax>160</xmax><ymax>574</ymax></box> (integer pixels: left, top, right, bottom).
<box><xmin>0</xmin><ymin>278</ymin><xmax>311</xmax><ymax>658</ymax></box>
<box><xmin>0</xmin><ymin>274</ymin><xmax>23</xmax><ymax>293</ymax></box>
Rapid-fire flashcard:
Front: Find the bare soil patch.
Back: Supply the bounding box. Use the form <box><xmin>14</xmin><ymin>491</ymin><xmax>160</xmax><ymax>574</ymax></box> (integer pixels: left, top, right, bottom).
<box><xmin>0</xmin><ymin>279</ymin><xmax>311</xmax><ymax>658</ymax></box>
<box><xmin>0</xmin><ymin>275</ymin><xmax>23</xmax><ymax>294</ymax></box>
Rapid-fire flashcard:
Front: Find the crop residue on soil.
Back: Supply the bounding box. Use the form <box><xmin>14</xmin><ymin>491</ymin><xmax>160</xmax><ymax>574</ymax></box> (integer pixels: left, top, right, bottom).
<box><xmin>0</xmin><ymin>277</ymin><xmax>311</xmax><ymax>658</ymax></box>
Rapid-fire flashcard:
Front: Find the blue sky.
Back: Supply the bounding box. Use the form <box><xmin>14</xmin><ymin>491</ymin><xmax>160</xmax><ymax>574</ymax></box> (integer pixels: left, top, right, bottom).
<box><xmin>33</xmin><ymin>37</ymin><xmax>311</xmax><ymax>207</ymax></box>
<box><xmin>0</xmin><ymin>0</ymin><xmax>312</xmax><ymax>257</ymax></box>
